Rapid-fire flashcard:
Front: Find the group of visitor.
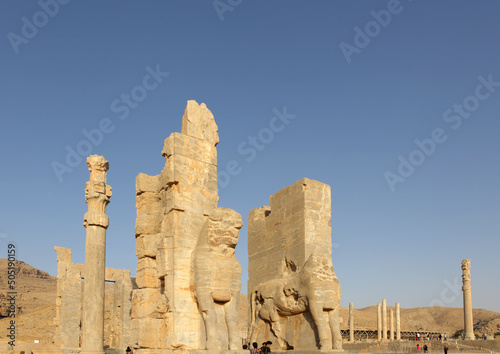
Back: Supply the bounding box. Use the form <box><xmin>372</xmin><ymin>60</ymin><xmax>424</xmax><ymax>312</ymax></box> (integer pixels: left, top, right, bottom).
<box><xmin>415</xmin><ymin>332</ymin><xmax>446</xmax><ymax>341</ymax></box>
<box><xmin>243</xmin><ymin>341</ymin><xmax>273</xmax><ymax>353</ymax></box>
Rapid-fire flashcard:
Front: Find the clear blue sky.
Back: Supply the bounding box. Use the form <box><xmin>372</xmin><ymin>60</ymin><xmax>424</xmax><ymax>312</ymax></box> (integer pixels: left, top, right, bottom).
<box><xmin>1</xmin><ymin>1</ymin><xmax>499</xmax><ymax>313</ymax></box>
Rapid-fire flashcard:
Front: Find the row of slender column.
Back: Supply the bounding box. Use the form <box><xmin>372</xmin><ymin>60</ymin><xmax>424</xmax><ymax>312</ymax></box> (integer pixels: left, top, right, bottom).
<box><xmin>377</xmin><ymin>300</ymin><xmax>401</xmax><ymax>341</ymax></box>
<box><xmin>349</xmin><ymin>301</ymin><xmax>401</xmax><ymax>342</ymax></box>
<box><xmin>350</xmin><ymin>257</ymin><xmax>473</xmax><ymax>343</ymax></box>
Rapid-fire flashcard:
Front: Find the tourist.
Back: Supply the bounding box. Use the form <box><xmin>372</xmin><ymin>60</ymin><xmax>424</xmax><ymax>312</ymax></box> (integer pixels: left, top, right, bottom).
<box><xmin>260</xmin><ymin>342</ymin><xmax>270</xmax><ymax>354</ymax></box>
<box><xmin>126</xmin><ymin>346</ymin><xmax>132</xmax><ymax>354</ymax></box>
<box><xmin>443</xmin><ymin>344</ymin><xmax>449</xmax><ymax>354</ymax></box>
<box><xmin>250</xmin><ymin>342</ymin><xmax>259</xmax><ymax>354</ymax></box>
<box><xmin>417</xmin><ymin>344</ymin><xmax>420</xmax><ymax>352</ymax></box>
<box><xmin>423</xmin><ymin>344</ymin><xmax>428</xmax><ymax>353</ymax></box>
<box><xmin>243</xmin><ymin>344</ymin><xmax>248</xmax><ymax>350</ymax></box>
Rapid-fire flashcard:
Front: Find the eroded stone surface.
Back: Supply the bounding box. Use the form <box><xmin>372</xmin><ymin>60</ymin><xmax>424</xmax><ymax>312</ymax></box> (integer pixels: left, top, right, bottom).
<box><xmin>181</xmin><ymin>100</ymin><xmax>219</xmax><ymax>146</ymax></box>
<box><xmin>54</xmin><ymin>246</ymin><xmax>133</xmax><ymax>350</ymax></box>
<box><xmin>248</xmin><ymin>178</ymin><xmax>342</xmax><ymax>351</ymax></box>
<box><xmin>192</xmin><ymin>208</ymin><xmax>243</xmax><ymax>350</ymax></box>
<box><xmin>132</xmin><ymin>100</ymin><xmax>230</xmax><ymax>350</ymax></box>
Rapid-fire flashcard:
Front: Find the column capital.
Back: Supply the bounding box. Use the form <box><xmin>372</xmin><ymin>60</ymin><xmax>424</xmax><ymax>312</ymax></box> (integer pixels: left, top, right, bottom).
<box><xmin>84</xmin><ymin>155</ymin><xmax>111</xmax><ymax>229</ymax></box>
<box><xmin>87</xmin><ymin>155</ymin><xmax>109</xmax><ymax>182</ymax></box>
<box><xmin>462</xmin><ymin>258</ymin><xmax>471</xmax><ymax>283</ymax></box>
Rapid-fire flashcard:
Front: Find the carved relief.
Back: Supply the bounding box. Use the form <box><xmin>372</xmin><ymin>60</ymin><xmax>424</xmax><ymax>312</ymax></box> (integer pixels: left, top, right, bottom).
<box><xmin>192</xmin><ymin>208</ymin><xmax>243</xmax><ymax>350</ymax></box>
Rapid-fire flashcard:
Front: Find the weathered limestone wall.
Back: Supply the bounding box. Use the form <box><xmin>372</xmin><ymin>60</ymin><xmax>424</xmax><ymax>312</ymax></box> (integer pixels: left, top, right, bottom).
<box><xmin>248</xmin><ymin>178</ymin><xmax>341</xmax><ymax>350</ymax></box>
<box><xmin>54</xmin><ymin>246</ymin><xmax>133</xmax><ymax>350</ymax></box>
<box><xmin>248</xmin><ymin>178</ymin><xmax>332</xmax><ymax>293</ymax></box>
<box><xmin>132</xmin><ymin>100</ymin><xmax>221</xmax><ymax>350</ymax></box>
<box><xmin>54</xmin><ymin>246</ymin><xmax>83</xmax><ymax>349</ymax></box>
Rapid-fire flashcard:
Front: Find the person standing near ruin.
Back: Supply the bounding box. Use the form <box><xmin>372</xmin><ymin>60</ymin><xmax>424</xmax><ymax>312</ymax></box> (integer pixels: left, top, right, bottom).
<box><xmin>443</xmin><ymin>344</ymin><xmax>449</xmax><ymax>354</ymax></box>
<box><xmin>417</xmin><ymin>344</ymin><xmax>420</xmax><ymax>352</ymax></box>
<box><xmin>250</xmin><ymin>342</ymin><xmax>259</xmax><ymax>354</ymax></box>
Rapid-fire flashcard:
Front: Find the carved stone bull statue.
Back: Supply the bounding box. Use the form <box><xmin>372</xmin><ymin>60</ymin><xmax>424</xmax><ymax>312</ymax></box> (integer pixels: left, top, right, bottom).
<box><xmin>192</xmin><ymin>208</ymin><xmax>243</xmax><ymax>350</ymax></box>
<box><xmin>249</xmin><ymin>253</ymin><xmax>342</xmax><ymax>350</ymax></box>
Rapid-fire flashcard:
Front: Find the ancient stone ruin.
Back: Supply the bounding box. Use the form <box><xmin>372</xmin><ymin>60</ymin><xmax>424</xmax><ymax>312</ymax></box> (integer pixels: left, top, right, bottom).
<box><xmin>247</xmin><ymin>178</ymin><xmax>342</xmax><ymax>351</ymax></box>
<box><xmin>462</xmin><ymin>258</ymin><xmax>474</xmax><ymax>340</ymax></box>
<box><xmin>53</xmin><ymin>101</ymin><xmax>345</xmax><ymax>353</ymax></box>
<box><xmin>54</xmin><ymin>156</ymin><xmax>133</xmax><ymax>353</ymax></box>
<box><xmin>131</xmin><ymin>100</ymin><xmax>242</xmax><ymax>351</ymax></box>
<box><xmin>54</xmin><ymin>246</ymin><xmax>133</xmax><ymax>350</ymax></box>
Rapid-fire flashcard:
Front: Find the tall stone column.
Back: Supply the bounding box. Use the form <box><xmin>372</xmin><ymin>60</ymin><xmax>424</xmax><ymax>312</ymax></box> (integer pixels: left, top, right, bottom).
<box><xmin>390</xmin><ymin>309</ymin><xmax>394</xmax><ymax>341</ymax></box>
<box><xmin>81</xmin><ymin>155</ymin><xmax>112</xmax><ymax>354</ymax></box>
<box><xmin>377</xmin><ymin>303</ymin><xmax>382</xmax><ymax>341</ymax></box>
<box><xmin>462</xmin><ymin>259</ymin><xmax>474</xmax><ymax>340</ymax></box>
<box><xmin>396</xmin><ymin>303</ymin><xmax>401</xmax><ymax>340</ymax></box>
<box><xmin>382</xmin><ymin>299</ymin><xmax>387</xmax><ymax>341</ymax></box>
<box><xmin>349</xmin><ymin>302</ymin><xmax>354</xmax><ymax>342</ymax></box>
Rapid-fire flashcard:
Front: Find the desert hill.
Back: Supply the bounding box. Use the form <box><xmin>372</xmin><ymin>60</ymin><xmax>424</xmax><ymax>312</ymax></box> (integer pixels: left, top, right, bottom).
<box><xmin>1</xmin><ymin>259</ymin><xmax>499</xmax><ymax>343</ymax></box>
<box><xmin>0</xmin><ymin>259</ymin><xmax>57</xmax><ymax>318</ymax></box>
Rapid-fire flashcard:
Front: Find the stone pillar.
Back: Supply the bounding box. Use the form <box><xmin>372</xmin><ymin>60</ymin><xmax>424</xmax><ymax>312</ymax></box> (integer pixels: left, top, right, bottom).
<box><xmin>462</xmin><ymin>259</ymin><xmax>474</xmax><ymax>340</ymax></box>
<box><xmin>349</xmin><ymin>302</ymin><xmax>354</xmax><ymax>342</ymax></box>
<box><xmin>390</xmin><ymin>309</ymin><xmax>394</xmax><ymax>341</ymax></box>
<box><xmin>54</xmin><ymin>247</ymin><xmax>83</xmax><ymax>349</ymax></box>
<box><xmin>396</xmin><ymin>303</ymin><xmax>401</xmax><ymax>340</ymax></box>
<box><xmin>110</xmin><ymin>272</ymin><xmax>133</xmax><ymax>349</ymax></box>
<box><xmin>382</xmin><ymin>299</ymin><xmax>387</xmax><ymax>341</ymax></box>
<box><xmin>81</xmin><ymin>155</ymin><xmax>112</xmax><ymax>354</ymax></box>
<box><xmin>377</xmin><ymin>303</ymin><xmax>382</xmax><ymax>341</ymax></box>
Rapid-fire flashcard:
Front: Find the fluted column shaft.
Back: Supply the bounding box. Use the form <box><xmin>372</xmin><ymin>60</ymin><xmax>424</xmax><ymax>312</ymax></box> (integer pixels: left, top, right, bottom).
<box><xmin>349</xmin><ymin>302</ymin><xmax>354</xmax><ymax>342</ymax></box>
<box><xmin>377</xmin><ymin>303</ymin><xmax>382</xmax><ymax>341</ymax></box>
<box><xmin>462</xmin><ymin>259</ymin><xmax>474</xmax><ymax>341</ymax></box>
<box><xmin>390</xmin><ymin>309</ymin><xmax>394</xmax><ymax>341</ymax></box>
<box><xmin>81</xmin><ymin>155</ymin><xmax>112</xmax><ymax>354</ymax></box>
<box><xmin>382</xmin><ymin>299</ymin><xmax>387</xmax><ymax>340</ymax></box>
<box><xmin>396</xmin><ymin>303</ymin><xmax>401</xmax><ymax>340</ymax></box>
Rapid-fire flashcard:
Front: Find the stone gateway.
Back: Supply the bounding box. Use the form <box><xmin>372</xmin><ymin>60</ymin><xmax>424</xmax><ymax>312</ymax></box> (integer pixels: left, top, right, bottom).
<box><xmin>247</xmin><ymin>178</ymin><xmax>342</xmax><ymax>351</ymax></box>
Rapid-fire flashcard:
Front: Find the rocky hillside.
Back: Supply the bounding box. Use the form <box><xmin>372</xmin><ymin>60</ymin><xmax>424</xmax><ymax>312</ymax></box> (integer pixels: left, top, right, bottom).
<box><xmin>0</xmin><ymin>259</ymin><xmax>57</xmax><ymax>318</ymax></box>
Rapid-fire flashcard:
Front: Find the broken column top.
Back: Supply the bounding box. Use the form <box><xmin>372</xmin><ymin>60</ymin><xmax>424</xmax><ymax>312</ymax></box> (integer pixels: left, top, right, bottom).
<box><xmin>87</xmin><ymin>154</ymin><xmax>109</xmax><ymax>184</ymax></box>
<box><xmin>181</xmin><ymin>100</ymin><xmax>219</xmax><ymax>146</ymax></box>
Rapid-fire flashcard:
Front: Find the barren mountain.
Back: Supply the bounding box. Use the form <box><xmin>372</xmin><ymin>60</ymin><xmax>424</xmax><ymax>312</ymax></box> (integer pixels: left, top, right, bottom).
<box><xmin>0</xmin><ymin>259</ymin><xmax>57</xmax><ymax>318</ymax></box>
